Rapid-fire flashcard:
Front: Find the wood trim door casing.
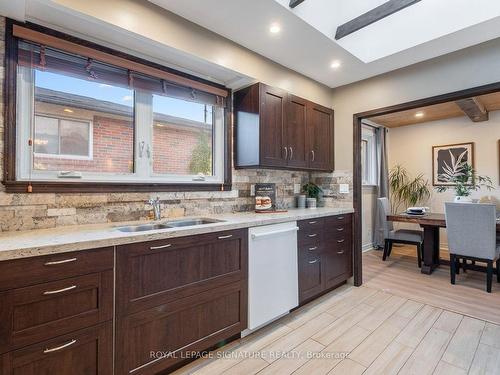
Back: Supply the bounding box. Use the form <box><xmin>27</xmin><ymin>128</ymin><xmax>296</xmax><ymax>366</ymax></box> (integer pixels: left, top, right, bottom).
<box><xmin>3</xmin><ymin>19</ymin><xmax>232</xmax><ymax>193</ymax></box>
<box><xmin>352</xmin><ymin>80</ymin><xmax>500</xmax><ymax>288</ymax></box>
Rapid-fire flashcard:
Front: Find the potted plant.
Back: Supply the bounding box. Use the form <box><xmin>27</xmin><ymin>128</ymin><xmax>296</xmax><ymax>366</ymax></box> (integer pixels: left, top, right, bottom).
<box><xmin>302</xmin><ymin>182</ymin><xmax>322</xmax><ymax>209</ymax></box>
<box><xmin>436</xmin><ymin>163</ymin><xmax>493</xmax><ymax>202</ymax></box>
<box><xmin>389</xmin><ymin>165</ymin><xmax>430</xmax><ymax>213</ymax></box>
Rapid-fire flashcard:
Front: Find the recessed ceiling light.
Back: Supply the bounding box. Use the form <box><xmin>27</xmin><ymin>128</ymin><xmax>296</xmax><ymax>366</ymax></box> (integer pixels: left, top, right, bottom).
<box><xmin>330</xmin><ymin>60</ymin><xmax>342</xmax><ymax>69</ymax></box>
<box><xmin>63</xmin><ymin>108</ymin><xmax>74</xmax><ymax>113</ymax></box>
<box><xmin>415</xmin><ymin>111</ymin><xmax>424</xmax><ymax>118</ymax></box>
<box><xmin>269</xmin><ymin>23</ymin><xmax>281</xmax><ymax>34</ymax></box>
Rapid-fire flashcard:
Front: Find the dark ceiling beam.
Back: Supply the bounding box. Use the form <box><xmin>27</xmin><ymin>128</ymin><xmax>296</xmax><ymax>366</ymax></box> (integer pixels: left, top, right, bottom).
<box><xmin>289</xmin><ymin>0</ymin><xmax>305</xmax><ymax>9</ymax></box>
<box><xmin>455</xmin><ymin>97</ymin><xmax>489</xmax><ymax>122</ymax></box>
<box><xmin>335</xmin><ymin>0</ymin><xmax>421</xmax><ymax>40</ymax></box>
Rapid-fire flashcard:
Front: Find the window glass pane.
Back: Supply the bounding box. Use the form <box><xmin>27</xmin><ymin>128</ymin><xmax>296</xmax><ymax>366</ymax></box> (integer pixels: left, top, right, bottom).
<box><xmin>60</xmin><ymin>119</ymin><xmax>90</xmax><ymax>156</ymax></box>
<box><xmin>34</xmin><ymin>116</ymin><xmax>59</xmax><ymax>154</ymax></box>
<box><xmin>152</xmin><ymin>94</ymin><xmax>214</xmax><ymax>176</ymax></box>
<box><xmin>33</xmin><ymin>69</ymin><xmax>134</xmax><ymax>173</ymax></box>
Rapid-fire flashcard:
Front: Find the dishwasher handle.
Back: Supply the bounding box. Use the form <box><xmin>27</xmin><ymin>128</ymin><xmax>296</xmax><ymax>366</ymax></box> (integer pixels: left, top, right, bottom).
<box><xmin>251</xmin><ymin>227</ymin><xmax>299</xmax><ymax>240</ymax></box>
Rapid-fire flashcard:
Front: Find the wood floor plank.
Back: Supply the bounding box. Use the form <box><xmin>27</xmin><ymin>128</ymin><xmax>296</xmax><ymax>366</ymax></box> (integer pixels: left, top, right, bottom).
<box><xmin>395</xmin><ymin>304</ymin><xmax>442</xmax><ymax>348</ymax></box>
<box><xmin>312</xmin><ymin>303</ymin><xmax>375</xmax><ymax>346</ymax></box>
<box><xmin>363</xmin><ymin>341</ymin><xmax>414</xmax><ymax>375</ymax></box>
<box><xmin>326</xmin><ymin>359</ymin><xmax>366</xmax><ymax>375</ymax></box>
<box><xmin>362</xmin><ymin>289</ymin><xmax>393</xmax><ymax>307</ymax></box>
<box><xmin>480</xmin><ymin>322</ymin><xmax>500</xmax><ymax>349</ymax></box>
<box><xmin>433</xmin><ymin>361</ymin><xmax>468</xmax><ymax>375</ymax></box>
<box><xmin>222</xmin><ymin>358</ymin><xmax>268</xmax><ymax>375</ymax></box>
<box><xmin>356</xmin><ymin>294</ymin><xmax>406</xmax><ymax>331</ymax></box>
<box><xmin>432</xmin><ymin>310</ymin><xmax>463</xmax><ymax>333</ymax></box>
<box><xmin>257</xmin><ymin>339</ymin><xmax>324</xmax><ymax>375</ymax></box>
<box><xmin>441</xmin><ymin>316</ymin><xmax>485</xmax><ymax>370</ymax></box>
<box><xmin>349</xmin><ymin>314</ymin><xmax>411</xmax><ymax>367</ymax></box>
<box><xmin>394</xmin><ymin>299</ymin><xmax>424</xmax><ymax>319</ymax></box>
<box><xmin>293</xmin><ymin>324</ymin><xmax>370</xmax><ymax>375</ymax></box>
<box><xmin>469</xmin><ymin>343</ymin><xmax>500</xmax><ymax>375</ymax></box>
<box><xmin>325</xmin><ymin>287</ymin><xmax>378</xmax><ymax>317</ymax></box>
<box><xmin>260</xmin><ymin>312</ymin><xmax>334</xmax><ymax>363</ymax></box>
<box><xmin>399</xmin><ymin>328</ymin><xmax>455</xmax><ymax>375</ymax></box>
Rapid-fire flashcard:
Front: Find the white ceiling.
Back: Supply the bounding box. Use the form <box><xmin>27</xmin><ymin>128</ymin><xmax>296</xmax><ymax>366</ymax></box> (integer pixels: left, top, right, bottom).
<box><xmin>149</xmin><ymin>0</ymin><xmax>500</xmax><ymax>88</ymax></box>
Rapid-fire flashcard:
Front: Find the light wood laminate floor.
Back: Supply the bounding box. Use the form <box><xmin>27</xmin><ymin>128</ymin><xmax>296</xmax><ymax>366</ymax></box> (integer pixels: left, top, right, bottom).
<box><xmin>172</xmin><ymin>283</ymin><xmax>500</xmax><ymax>375</ymax></box>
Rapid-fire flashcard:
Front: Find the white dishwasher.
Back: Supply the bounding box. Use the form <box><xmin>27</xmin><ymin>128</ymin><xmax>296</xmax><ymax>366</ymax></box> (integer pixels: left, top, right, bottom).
<box><xmin>244</xmin><ymin>221</ymin><xmax>299</xmax><ymax>336</ymax></box>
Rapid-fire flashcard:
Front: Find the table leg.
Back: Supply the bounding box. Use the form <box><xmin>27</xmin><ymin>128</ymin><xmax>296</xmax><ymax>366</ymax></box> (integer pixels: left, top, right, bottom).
<box><xmin>421</xmin><ymin>225</ymin><xmax>440</xmax><ymax>274</ymax></box>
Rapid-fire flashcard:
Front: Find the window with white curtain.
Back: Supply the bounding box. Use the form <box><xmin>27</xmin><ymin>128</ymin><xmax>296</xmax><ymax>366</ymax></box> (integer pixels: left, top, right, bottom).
<box><xmin>361</xmin><ymin>124</ymin><xmax>378</xmax><ymax>186</ymax></box>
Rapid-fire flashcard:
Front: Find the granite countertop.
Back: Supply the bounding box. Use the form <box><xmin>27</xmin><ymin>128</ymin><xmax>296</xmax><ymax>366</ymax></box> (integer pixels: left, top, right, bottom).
<box><xmin>0</xmin><ymin>207</ymin><xmax>354</xmax><ymax>261</ymax></box>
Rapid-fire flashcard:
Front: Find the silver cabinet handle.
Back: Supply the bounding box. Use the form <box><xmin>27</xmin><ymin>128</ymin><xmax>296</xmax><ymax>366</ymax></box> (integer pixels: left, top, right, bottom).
<box><xmin>308</xmin><ymin>233</ymin><xmax>318</xmax><ymax>238</ymax></box>
<box><xmin>43</xmin><ymin>285</ymin><xmax>77</xmax><ymax>295</ymax></box>
<box><xmin>308</xmin><ymin>258</ymin><xmax>319</xmax><ymax>264</ymax></box>
<box><xmin>44</xmin><ymin>258</ymin><xmax>77</xmax><ymax>266</ymax></box>
<box><xmin>283</xmin><ymin>146</ymin><xmax>288</xmax><ymax>160</ymax></box>
<box><xmin>150</xmin><ymin>244</ymin><xmax>172</xmax><ymax>250</ymax></box>
<box><xmin>289</xmin><ymin>147</ymin><xmax>293</xmax><ymax>160</ymax></box>
<box><xmin>337</xmin><ymin>250</ymin><xmax>345</xmax><ymax>254</ymax></box>
<box><xmin>308</xmin><ymin>246</ymin><xmax>318</xmax><ymax>251</ymax></box>
<box><xmin>308</xmin><ymin>221</ymin><xmax>317</xmax><ymax>224</ymax></box>
<box><xmin>337</xmin><ymin>216</ymin><xmax>345</xmax><ymax>220</ymax></box>
<box><xmin>337</xmin><ymin>227</ymin><xmax>345</xmax><ymax>232</ymax></box>
<box><xmin>218</xmin><ymin>235</ymin><xmax>233</xmax><ymax>240</ymax></box>
<box><xmin>337</xmin><ymin>239</ymin><xmax>345</xmax><ymax>243</ymax></box>
<box><xmin>311</xmin><ymin>150</ymin><xmax>315</xmax><ymax>162</ymax></box>
<box><xmin>44</xmin><ymin>339</ymin><xmax>77</xmax><ymax>354</ymax></box>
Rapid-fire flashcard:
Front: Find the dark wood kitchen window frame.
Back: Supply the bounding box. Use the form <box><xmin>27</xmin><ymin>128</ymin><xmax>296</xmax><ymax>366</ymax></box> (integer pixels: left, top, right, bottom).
<box><xmin>3</xmin><ymin>19</ymin><xmax>232</xmax><ymax>193</ymax></box>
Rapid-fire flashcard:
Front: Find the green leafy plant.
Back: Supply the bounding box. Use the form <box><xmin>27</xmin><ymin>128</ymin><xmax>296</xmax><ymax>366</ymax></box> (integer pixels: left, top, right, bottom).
<box><xmin>436</xmin><ymin>163</ymin><xmax>493</xmax><ymax>197</ymax></box>
<box><xmin>189</xmin><ymin>132</ymin><xmax>212</xmax><ymax>175</ymax></box>
<box><xmin>302</xmin><ymin>182</ymin><xmax>322</xmax><ymax>199</ymax></box>
<box><xmin>389</xmin><ymin>165</ymin><xmax>431</xmax><ymax>213</ymax></box>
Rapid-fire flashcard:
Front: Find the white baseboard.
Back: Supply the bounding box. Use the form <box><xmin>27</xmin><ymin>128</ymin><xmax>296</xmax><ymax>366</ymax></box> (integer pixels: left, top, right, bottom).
<box><xmin>362</xmin><ymin>243</ymin><xmax>375</xmax><ymax>252</ymax></box>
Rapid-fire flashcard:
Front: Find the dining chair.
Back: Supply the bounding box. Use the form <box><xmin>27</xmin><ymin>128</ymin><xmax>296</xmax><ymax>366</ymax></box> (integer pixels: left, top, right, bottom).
<box><xmin>445</xmin><ymin>202</ymin><xmax>500</xmax><ymax>293</ymax></box>
<box><xmin>377</xmin><ymin>198</ymin><xmax>423</xmax><ymax>267</ymax></box>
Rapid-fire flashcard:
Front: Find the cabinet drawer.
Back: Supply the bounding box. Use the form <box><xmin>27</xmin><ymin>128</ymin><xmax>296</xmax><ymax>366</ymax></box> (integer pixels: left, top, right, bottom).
<box><xmin>1</xmin><ymin>322</ymin><xmax>112</xmax><ymax>375</ymax></box>
<box><xmin>116</xmin><ymin>229</ymin><xmax>248</xmax><ymax>315</ymax></box>
<box><xmin>298</xmin><ymin>243</ymin><xmax>322</xmax><ymax>258</ymax></box>
<box><xmin>298</xmin><ymin>218</ymin><xmax>324</xmax><ymax>232</ymax></box>
<box><xmin>0</xmin><ymin>271</ymin><xmax>113</xmax><ymax>353</ymax></box>
<box><xmin>324</xmin><ymin>214</ymin><xmax>352</xmax><ymax>229</ymax></box>
<box><xmin>0</xmin><ymin>247</ymin><xmax>114</xmax><ymax>291</ymax></box>
<box><xmin>116</xmin><ymin>282</ymin><xmax>247</xmax><ymax>375</ymax></box>
<box><xmin>298</xmin><ymin>230</ymin><xmax>323</xmax><ymax>246</ymax></box>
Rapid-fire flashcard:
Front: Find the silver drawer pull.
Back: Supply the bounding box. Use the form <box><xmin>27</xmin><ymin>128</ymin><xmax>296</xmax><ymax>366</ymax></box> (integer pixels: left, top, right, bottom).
<box><xmin>308</xmin><ymin>258</ymin><xmax>319</xmax><ymax>264</ymax></box>
<box><xmin>43</xmin><ymin>285</ymin><xmax>77</xmax><ymax>295</ymax></box>
<box><xmin>337</xmin><ymin>250</ymin><xmax>345</xmax><ymax>254</ymax></box>
<box><xmin>308</xmin><ymin>246</ymin><xmax>318</xmax><ymax>251</ymax></box>
<box><xmin>337</xmin><ymin>216</ymin><xmax>345</xmax><ymax>220</ymax></box>
<box><xmin>336</xmin><ymin>227</ymin><xmax>345</xmax><ymax>232</ymax></box>
<box><xmin>337</xmin><ymin>239</ymin><xmax>345</xmax><ymax>243</ymax></box>
<box><xmin>44</xmin><ymin>258</ymin><xmax>77</xmax><ymax>266</ymax></box>
<box><xmin>150</xmin><ymin>244</ymin><xmax>172</xmax><ymax>250</ymax></box>
<box><xmin>218</xmin><ymin>235</ymin><xmax>233</xmax><ymax>240</ymax></box>
<box><xmin>44</xmin><ymin>339</ymin><xmax>77</xmax><ymax>354</ymax></box>
<box><xmin>308</xmin><ymin>221</ymin><xmax>317</xmax><ymax>224</ymax></box>
<box><xmin>308</xmin><ymin>233</ymin><xmax>318</xmax><ymax>238</ymax></box>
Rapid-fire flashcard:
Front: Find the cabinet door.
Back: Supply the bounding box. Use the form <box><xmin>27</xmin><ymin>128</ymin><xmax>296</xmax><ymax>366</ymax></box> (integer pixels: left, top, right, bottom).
<box><xmin>285</xmin><ymin>95</ymin><xmax>308</xmax><ymax>168</ymax></box>
<box><xmin>1</xmin><ymin>322</ymin><xmax>112</xmax><ymax>375</ymax></box>
<box><xmin>260</xmin><ymin>85</ymin><xmax>287</xmax><ymax>167</ymax></box>
<box><xmin>307</xmin><ymin>103</ymin><xmax>334</xmax><ymax>171</ymax></box>
<box><xmin>116</xmin><ymin>282</ymin><xmax>246</xmax><ymax>375</ymax></box>
<box><xmin>298</xmin><ymin>253</ymin><xmax>323</xmax><ymax>303</ymax></box>
<box><xmin>322</xmin><ymin>215</ymin><xmax>353</xmax><ymax>289</ymax></box>
<box><xmin>116</xmin><ymin>229</ymin><xmax>248</xmax><ymax>316</ymax></box>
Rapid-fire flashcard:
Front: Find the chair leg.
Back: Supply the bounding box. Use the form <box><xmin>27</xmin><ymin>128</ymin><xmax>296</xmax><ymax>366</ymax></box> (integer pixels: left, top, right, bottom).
<box><xmin>382</xmin><ymin>240</ymin><xmax>389</xmax><ymax>261</ymax></box>
<box><xmin>455</xmin><ymin>257</ymin><xmax>460</xmax><ymax>275</ymax></box>
<box><xmin>416</xmin><ymin>243</ymin><xmax>422</xmax><ymax>268</ymax></box>
<box><xmin>496</xmin><ymin>259</ymin><xmax>500</xmax><ymax>283</ymax></box>
<box><xmin>450</xmin><ymin>254</ymin><xmax>456</xmax><ymax>285</ymax></box>
<box><xmin>486</xmin><ymin>260</ymin><xmax>493</xmax><ymax>293</ymax></box>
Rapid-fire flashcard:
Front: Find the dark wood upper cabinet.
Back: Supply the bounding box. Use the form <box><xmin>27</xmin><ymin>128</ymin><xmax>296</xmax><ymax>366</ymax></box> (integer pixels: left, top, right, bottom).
<box><xmin>234</xmin><ymin>82</ymin><xmax>334</xmax><ymax>172</ymax></box>
<box><xmin>307</xmin><ymin>102</ymin><xmax>334</xmax><ymax>171</ymax></box>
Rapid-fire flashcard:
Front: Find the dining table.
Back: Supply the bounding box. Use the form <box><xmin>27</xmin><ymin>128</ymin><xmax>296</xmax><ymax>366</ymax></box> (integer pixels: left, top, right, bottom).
<box><xmin>387</xmin><ymin>212</ymin><xmax>500</xmax><ymax>274</ymax></box>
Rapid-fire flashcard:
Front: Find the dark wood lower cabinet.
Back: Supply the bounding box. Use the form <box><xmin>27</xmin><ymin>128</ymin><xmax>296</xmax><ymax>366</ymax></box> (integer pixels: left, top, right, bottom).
<box><xmin>1</xmin><ymin>322</ymin><xmax>112</xmax><ymax>375</ymax></box>
<box><xmin>298</xmin><ymin>214</ymin><xmax>353</xmax><ymax>304</ymax></box>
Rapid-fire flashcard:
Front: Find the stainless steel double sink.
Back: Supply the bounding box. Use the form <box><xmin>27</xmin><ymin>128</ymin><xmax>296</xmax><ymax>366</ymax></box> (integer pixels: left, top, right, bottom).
<box><xmin>115</xmin><ymin>218</ymin><xmax>224</xmax><ymax>232</ymax></box>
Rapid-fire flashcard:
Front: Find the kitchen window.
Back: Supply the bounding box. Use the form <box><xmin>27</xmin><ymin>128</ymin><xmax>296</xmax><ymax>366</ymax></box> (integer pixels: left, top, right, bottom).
<box><xmin>7</xmin><ymin>23</ymin><xmax>230</xmax><ymax>192</ymax></box>
<box><xmin>361</xmin><ymin>125</ymin><xmax>377</xmax><ymax>186</ymax></box>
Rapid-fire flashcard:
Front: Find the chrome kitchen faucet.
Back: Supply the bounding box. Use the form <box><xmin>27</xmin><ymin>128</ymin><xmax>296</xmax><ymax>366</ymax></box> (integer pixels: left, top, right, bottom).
<box><xmin>148</xmin><ymin>197</ymin><xmax>162</xmax><ymax>221</ymax></box>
